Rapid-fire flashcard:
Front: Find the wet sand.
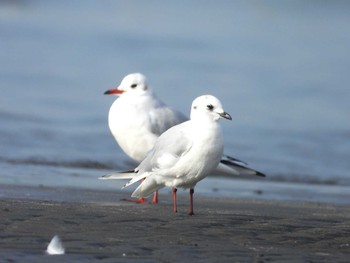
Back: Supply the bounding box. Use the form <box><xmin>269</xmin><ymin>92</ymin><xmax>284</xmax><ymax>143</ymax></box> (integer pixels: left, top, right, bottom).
<box><xmin>0</xmin><ymin>184</ymin><xmax>349</xmax><ymax>262</ymax></box>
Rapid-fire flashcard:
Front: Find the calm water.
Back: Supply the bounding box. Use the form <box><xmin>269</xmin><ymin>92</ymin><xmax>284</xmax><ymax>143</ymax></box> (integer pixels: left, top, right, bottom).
<box><xmin>1</xmin><ymin>1</ymin><xmax>350</xmax><ymax>203</ymax></box>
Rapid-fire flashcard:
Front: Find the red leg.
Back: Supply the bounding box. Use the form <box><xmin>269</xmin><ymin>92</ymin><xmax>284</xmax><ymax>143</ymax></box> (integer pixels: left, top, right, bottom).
<box><xmin>122</xmin><ymin>178</ymin><xmax>147</xmax><ymax>204</ymax></box>
<box><xmin>122</xmin><ymin>197</ymin><xmax>146</xmax><ymax>203</ymax></box>
<box><xmin>172</xmin><ymin>188</ymin><xmax>178</xmax><ymax>213</ymax></box>
<box><xmin>188</xmin><ymin>188</ymin><xmax>194</xmax><ymax>216</ymax></box>
<box><xmin>152</xmin><ymin>191</ymin><xmax>159</xmax><ymax>204</ymax></box>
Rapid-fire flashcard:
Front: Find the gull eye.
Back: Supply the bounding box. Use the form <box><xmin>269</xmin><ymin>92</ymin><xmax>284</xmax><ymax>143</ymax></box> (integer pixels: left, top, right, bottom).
<box><xmin>207</xmin><ymin>104</ymin><xmax>214</xmax><ymax>111</ymax></box>
<box><xmin>130</xmin><ymin>84</ymin><xmax>137</xmax><ymax>88</ymax></box>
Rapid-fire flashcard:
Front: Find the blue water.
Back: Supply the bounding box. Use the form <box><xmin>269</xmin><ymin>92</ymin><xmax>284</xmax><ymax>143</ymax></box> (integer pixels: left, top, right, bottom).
<box><xmin>1</xmin><ymin>1</ymin><xmax>350</xmax><ymax>203</ymax></box>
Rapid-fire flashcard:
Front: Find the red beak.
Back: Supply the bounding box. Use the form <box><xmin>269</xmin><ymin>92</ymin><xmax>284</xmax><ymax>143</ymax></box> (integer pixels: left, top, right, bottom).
<box><xmin>104</xmin><ymin>88</ymin><xmax>124</xmax><ymax>95</ymax></box>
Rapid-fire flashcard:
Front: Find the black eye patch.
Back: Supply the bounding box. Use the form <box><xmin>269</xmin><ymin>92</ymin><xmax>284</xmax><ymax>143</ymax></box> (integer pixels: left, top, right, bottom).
<box><xmin>131</xmin><ymin>84</ymin><xmax>137</xmax><ymax>88</ymax></box>
<box><xmin>207</xmin><ymin>104</ymin><xmax>214</xmax><ymax>111</ymax></box>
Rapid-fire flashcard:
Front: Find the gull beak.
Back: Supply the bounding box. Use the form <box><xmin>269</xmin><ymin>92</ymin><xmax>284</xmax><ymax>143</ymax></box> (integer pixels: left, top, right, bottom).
<box><xmin>219</xmin><ymin>111</ymin><xmax>232</xmax><ymax>120</ymax></box>
<box><xmin>104</xmin><ymin>88</ymin><xmax>124</xmax><ymax>95</ymax></box>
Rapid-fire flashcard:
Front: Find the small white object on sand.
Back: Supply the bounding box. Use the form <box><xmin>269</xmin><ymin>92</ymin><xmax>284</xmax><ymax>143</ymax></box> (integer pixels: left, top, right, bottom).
<box><xmin>46</xmin><ymin>235</ymin><xmax>65</xmax><ymax>255</ymax></box>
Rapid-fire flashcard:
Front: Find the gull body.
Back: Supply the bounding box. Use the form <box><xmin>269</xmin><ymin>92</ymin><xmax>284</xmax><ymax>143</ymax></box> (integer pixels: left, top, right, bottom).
<box><xmin>102</xmin><ymin>95</ymin><xmax>232</xmax><ymax>214</ymax></box>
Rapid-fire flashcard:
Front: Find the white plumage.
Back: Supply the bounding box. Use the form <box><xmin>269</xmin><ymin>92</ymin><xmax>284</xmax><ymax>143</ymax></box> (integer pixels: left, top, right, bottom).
<box><xmin>102</xmin><ymin>95</ymin><xmax>232</xmax><ymax>215</ymax></box>
<box><xmin>105</xmin><ymin>73</ymin><xmax>186</xmax><ymax>163</ymax></box>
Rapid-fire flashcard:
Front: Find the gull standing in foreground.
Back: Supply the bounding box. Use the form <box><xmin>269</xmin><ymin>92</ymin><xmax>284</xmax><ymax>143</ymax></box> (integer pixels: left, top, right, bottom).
<box><xmin>101</xmin><ymin>95</ymin><xmax>232</xmax><ymax>215</ymax></box>
<box><xmin>104</xmin><ymin>73</ymin><xmax>265</xmax><ymax>203</ymax></box>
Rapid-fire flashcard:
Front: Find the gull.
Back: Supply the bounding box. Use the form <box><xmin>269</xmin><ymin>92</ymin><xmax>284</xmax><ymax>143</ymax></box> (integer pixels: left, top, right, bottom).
<box><xmin>104</xmin><ymin>73</ymin><xmax>187</xmax><ymax>203</ymax></box>
<box><xmin>104</xmin><ymin>73</ymin><xmax>265</xmax><ymax>202</ymax></box>
<box><xmin>105</xmin><ymin>73</ymin><xmax>187</xmax><ymax>163</ymax></box>
<box><xmin>102</xmin><ymin>95</ymin><xmax>232</xmax><ymax>215</ymax></box>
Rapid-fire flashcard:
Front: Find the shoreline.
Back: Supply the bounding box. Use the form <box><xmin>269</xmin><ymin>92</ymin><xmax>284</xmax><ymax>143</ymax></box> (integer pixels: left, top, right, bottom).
<box><xmin>1</xmin><ymin>184</ymin><xmax>350</xmax><ymax>262</ymax></box>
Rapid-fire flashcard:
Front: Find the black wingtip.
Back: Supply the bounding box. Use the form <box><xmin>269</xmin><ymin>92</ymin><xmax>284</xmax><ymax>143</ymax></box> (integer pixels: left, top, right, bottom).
<box><xmin>256</xmin><ymin>171</ymin><xmax>266</xmax><ymax>177</ymax></box>
<box><xmin>120</xmin><ymin>169</ymin><xmax>136</xmax><ymax>173</ymax></box>
<box><xmin>220</xmin><ymin>159</ymin><xmax>266</xmax><ymax>178</ymax></box>
<box><xmin>223</xmin><ymin>155</ymin><xmax>248</xmax><ymax>166</ymax></box>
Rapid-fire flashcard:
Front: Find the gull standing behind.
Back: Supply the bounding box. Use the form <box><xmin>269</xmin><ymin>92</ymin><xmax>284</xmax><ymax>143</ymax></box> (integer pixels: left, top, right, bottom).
<box><xmin>104</xmin><ymin>73</ymin><xmax>265</xmax><ymax>203</ymax></box>
<box><xmin>104</xmin><ymin>73</ymin><xmax>187</xmax><ymax>203</ymax></box>
<box><xmin>105</xmin><ymin>73</ymin><xmax>187</xmax><ymax>163</ymax></box>
<box><xmin>102</xmin><ymin>95</ymin><xmax>232</xmax><ymax>215</ymax></box>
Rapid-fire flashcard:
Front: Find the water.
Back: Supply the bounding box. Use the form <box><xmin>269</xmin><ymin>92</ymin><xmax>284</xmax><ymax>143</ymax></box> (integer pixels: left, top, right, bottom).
<box><xmin>1</xmin><ymin>1</ymin><xmax>350</xmax><ymax>203</ymax></box>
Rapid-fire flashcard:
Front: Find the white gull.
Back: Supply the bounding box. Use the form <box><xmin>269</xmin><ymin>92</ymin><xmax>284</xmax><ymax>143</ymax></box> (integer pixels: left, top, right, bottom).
<box><xmin>102</xmin><ymin>95</ymin><xmax>231</xmax><ymax>215</ymax></box>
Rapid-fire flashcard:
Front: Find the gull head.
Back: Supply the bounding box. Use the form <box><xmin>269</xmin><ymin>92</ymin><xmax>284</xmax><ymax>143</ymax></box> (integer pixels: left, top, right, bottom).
<box><xmin>104</xmin><ymin>73</ymin><xmax>149</xmax><ymax>96</ymax></box>
<box><xmin>190</xmin><ymin>95</ymin><xmax>232</xmax><ymax>122</ymax></box>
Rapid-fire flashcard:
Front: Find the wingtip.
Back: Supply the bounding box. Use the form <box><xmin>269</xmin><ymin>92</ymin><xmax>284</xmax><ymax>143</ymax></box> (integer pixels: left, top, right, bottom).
<box><xmin>99</xmin><ymin>174</ymin><xmax>114</xmax><ymax>180</ymax></box>
<box><xmin>98</xmin><ymin>170</ymin><xmax>136</xmax><ymax>180</ymax></box>
<box><xmin>256</xmin><ymin>171</ymin><xmax>266</xmax><ymax>177</ymax></box>
<box><xmin>223</xmin><ymin>155</ymin><xmax>248</xmax><ymax>166</ymax></box>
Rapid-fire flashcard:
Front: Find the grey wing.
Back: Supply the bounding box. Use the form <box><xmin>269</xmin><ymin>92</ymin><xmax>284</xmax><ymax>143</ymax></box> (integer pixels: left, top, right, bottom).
<box><xmin>137</xmin><ymin>121</ymin><xmax>192</xmax><ymax>173</ymax></box>
<box><xmin>149</xmin><ymin>105</ymin><xmax>188</xmax><ymax>136</ymax></box>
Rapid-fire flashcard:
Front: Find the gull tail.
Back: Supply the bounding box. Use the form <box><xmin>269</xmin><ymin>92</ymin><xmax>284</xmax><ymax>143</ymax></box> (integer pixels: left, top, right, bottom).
<box><xmin>99</xmin><ymin>169</ymin><xmax>136</xmax><ymax>180</ymax></box>
<box><xmin>217</xmin><ymin>155</ymin><xmax>266</xmax><ymax>177</ymax></box>
<box><xmin>123</xmin><ymin>172</ymin><xmax>150</xmax><ymax>188</ymax></box>
<box><xmin>131</xmin><ymin>177</ymin><xmax>163</xmax><ymax>198</ymax></box>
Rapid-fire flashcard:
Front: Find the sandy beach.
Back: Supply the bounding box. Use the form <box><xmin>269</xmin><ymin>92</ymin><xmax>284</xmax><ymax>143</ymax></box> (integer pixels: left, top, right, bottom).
<box><xmin>0</xmin><ymin>184</ymin><xmax>349</xmax><ymax>262</ymax></box>
<box><xmin>2</xmin><ymin>1</ymin><xmax>350</xmax><ymax>262</ymax></box>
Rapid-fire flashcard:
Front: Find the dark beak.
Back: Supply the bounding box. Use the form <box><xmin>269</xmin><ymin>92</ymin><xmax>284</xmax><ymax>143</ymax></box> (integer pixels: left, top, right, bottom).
<box><xmin>219</xmin><ymin>112</ymin><xmax>232</xmax><ymax>120</ymax></box>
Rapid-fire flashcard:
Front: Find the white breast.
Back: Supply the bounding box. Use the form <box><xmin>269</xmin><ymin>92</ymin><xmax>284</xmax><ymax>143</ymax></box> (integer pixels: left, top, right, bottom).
<box><xmin>108</xmin><ymin>96</ymin><xmax>158</xmax><ymax>162</ymax></box>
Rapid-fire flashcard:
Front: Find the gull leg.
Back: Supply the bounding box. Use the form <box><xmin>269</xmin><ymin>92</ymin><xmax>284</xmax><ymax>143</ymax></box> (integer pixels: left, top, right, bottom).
<box><xmin>188</xmin><ymin>188</ymin><xmax>194</xmax><ymax>216</ymax></box>
<box><xmin>122</xmin><ymin>178</ymin><xmax>147</xmax><ymax>203</ymax></box>
<box><xmin>172</xmin><ymin>188</ymin><xmax>178</xmax><ymax>213</ymax></box>
<box><xmin>122</xmin><ymin>197</ymin><xmax>146</xmax><ymax>203</ymax></box>
<box><xmin>152</xmin><ymin>191</ymin><xmax>159</xmax><ymax>204</ymax></box>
